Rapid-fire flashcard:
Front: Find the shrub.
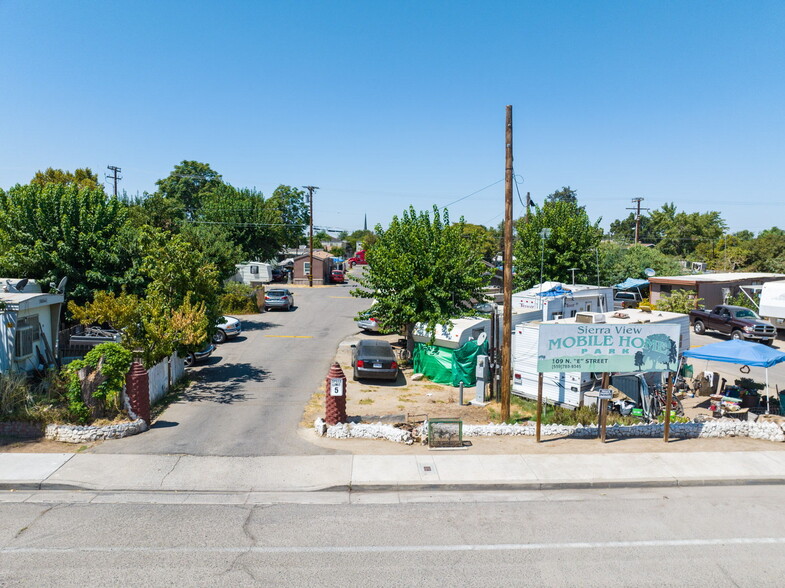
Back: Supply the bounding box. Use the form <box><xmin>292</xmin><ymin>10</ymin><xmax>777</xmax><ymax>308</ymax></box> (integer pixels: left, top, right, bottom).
<box><xmin>219</xmin><ymin>282</ymin><xmax>259</xmax><ymax>314</ymax></box>
<box><xmin>0</xmin><ymin>371</ymin><xmax>31</xmax><ymax>417</ymax></box>
<box><xmin>65</xmin><ymin>342</ymin><xmax>133</xmax><ymax>424</ymax></box>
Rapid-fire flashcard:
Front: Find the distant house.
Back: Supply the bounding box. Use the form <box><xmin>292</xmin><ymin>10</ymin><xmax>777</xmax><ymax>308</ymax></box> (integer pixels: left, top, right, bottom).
<box><xmin>649</xmin><ymin>272</ymin><xmax>785</xmax><ymax>308</ymax></box>
<box><xmin>292</xmin><ymin>250</ymin><xmax>334</xmax><ymax>285</ymax></box>
<box><xmin>0</xmin><ymin>279</ymin><xmax>64</xmax><ymax>374</ymax></box>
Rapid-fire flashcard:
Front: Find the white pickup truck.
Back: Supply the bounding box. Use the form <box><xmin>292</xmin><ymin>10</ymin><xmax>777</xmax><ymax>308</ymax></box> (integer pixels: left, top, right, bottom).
<box><xmin>613</xmin><ymin>291</ymin><xmax>642</xmax><ymax>310</ymax></box>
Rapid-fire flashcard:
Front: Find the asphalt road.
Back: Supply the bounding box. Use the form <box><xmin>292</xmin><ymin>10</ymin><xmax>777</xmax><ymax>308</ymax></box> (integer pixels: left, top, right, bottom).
<box><xmin>92</xmin><ymin>280</ymin><xmax>370</xmax><ymax>457</ymax></box>
<box><xmin>2</xmin><ymin>485</ymin><xmax>785</xmax><ymax>586</ymax></box>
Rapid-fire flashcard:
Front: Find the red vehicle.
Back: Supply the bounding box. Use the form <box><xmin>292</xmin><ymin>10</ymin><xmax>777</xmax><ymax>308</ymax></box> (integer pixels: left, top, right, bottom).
<box><xmin>347</xmin><ymin>249</ymin><xmax>367</xmax><ymax>267</ymax></box>
<box><xmin>330</xmin><ymin>269</ymin><xmax>345</xmax><ymax>284</ymax></box>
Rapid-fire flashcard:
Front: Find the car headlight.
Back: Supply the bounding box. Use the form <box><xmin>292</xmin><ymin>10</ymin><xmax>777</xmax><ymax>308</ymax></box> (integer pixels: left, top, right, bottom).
<box><xmin>743</xmin><ymin>325</ymin><xmax>754</xmax><ymax>332</ymax></box>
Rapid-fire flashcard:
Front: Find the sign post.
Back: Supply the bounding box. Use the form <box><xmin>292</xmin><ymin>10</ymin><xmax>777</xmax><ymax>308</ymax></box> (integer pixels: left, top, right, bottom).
<box><xmin>598</xmin><ymin>376</ymin><xmax>612</xmax><ymax>443</ymax></box>
<box><xmin>664</xmin><ymin>372</ymin><xmax>673</xmax><ymax>442</ymax></box>
<box><xmin>536</xmin><ymin>372</ymin><xmax>543</xmax><ymax>442</ymax></box>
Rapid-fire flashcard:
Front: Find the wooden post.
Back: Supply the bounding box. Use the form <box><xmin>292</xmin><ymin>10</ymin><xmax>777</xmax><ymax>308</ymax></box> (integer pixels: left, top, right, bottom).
<box><xmin>664</xmin><ymin>372</ymin><xmax>673</xmax><ymax>442</ymax></box>
<box><xmin>600</xmin><ymin>372</ymin><xmax>609</xmax><ymax>443</ymax></box>
<box><xmin>501</xmin><ymin>105</ymin><xmax>514</xmax><ymax>422</ymax></box>
<box><xmin>536</xmin><ymin>372</ymin><xmax>543</xmax><ymax>442</ymax></box>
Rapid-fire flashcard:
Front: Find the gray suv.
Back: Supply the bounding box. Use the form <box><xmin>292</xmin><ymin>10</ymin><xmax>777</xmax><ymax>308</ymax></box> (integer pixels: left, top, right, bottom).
<box><xmin>264</xmin><ymin>288</ymin><xmax>295</xmax><ymax>311</ymax></box>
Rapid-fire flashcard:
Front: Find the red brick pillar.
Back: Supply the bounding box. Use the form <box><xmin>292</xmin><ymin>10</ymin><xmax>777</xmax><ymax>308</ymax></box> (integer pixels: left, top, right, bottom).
<box><xmin>125</xmin><ymin>361</ymin><xmax>151</xmax><ymax>425</ymax></box>
<box><xmin>324</xmin><ymin>362</ymin><xmax>347</xmax><ymax>425</ymax></box>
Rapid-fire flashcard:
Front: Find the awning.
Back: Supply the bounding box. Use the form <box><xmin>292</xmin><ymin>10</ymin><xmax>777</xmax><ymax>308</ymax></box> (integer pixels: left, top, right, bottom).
<box><xmin>613</xmin><ymin>278</ymin><xmax>649</xmax><ymax>291</ymax></box>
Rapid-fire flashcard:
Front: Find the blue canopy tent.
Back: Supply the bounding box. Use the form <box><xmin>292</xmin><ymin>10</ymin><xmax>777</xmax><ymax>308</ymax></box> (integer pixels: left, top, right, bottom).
<box><xmin>682</xmin><ymin>340</ymin><xmax>785</xmax><ymax>413</ymax></box>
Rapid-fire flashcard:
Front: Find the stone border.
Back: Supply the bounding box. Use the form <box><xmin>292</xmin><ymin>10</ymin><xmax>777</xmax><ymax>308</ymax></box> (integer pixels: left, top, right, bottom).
<box><xmin>45</xmin><ymin>419</ymin><xmax>149</xmax><ymax>443</ymax></box>
<box><xmin>314</xmin><ymin>418</ymin><xmax>785</xmax><ymax>444</ymax></box>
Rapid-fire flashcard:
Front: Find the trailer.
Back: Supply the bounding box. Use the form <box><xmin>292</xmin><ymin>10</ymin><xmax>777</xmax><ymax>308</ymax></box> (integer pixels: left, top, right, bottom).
<box><xmin>512</xmin><ymin>308</ymin><xmax>691</xmax><ymax>408</ymax></box>
<box><xmin>230</xmin><ymin>262</ymin><xmax>274</xmax><ymax>285</ymax></box>
<box><xmin>1</xmin><ymin>279</ymin><xmax>64</xmax><ymax>374</ymax></box>
<box><xmin>512</xmin><ymin>282</ymin><xmax>614</xmax><ymax>321</ymax></box>
<box><xmin>758</xmin><ymin>280</ymin><xmax>785</xmax><ymax>331</ymax></box>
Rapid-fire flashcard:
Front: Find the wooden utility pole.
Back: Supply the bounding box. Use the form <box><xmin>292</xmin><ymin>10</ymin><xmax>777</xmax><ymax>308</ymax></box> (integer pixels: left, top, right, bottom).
<box><xmin>501</xmin><ymin>105</ymin><xmax>514</xmax><ymax>422</ymax></box>
<box><xmin>303</xmin><ymin>186</ymin><xmax>318</xmax><ymax>287</ymax></box>
<box><xmin>106</xmin><ymin>165</ymin><xmax>122</xmax><ymax>197</ymax></box>
<box><xmin>627</xmin><ymin>197</ymin><xmax>649</xmax><ymax>245</ymax></box>
<box><xmin>664</xmin><ymin>373</ymin><xmax>673</xmax><ymax>442</ymax></box>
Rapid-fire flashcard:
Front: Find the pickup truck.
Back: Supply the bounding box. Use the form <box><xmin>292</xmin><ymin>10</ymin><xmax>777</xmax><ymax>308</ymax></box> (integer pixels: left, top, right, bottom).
<box><xmin>613</xmin><ymin>291</ymin><xmax>642</xmax><ymax>310</ymax></box>
<box><xmin>689</xmin><ymin>304</ymin><xmax>776</xmax><ymax>343</ymax></box>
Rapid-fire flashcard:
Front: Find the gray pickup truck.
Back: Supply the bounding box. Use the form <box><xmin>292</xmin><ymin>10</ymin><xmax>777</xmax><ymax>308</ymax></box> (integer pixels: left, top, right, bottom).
<box><xmin>689</xmin><ymin>304</ymin><xmax>776</xmax><ymax>343</ymax></box>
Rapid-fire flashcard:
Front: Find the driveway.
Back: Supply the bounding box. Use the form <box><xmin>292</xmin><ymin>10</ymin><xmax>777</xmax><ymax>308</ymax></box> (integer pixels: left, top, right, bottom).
<box><xmin>92</xmin><ymin>281</ymin><xmax>370</xmax><ymax>456</ymax></box>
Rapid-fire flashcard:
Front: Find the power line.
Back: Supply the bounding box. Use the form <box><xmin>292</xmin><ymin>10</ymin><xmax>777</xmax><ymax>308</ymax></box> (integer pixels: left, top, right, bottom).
<box><xmin>443</xmin><ymin>179</ymin><xmax>504</xmax><ymax>208</ymax></box>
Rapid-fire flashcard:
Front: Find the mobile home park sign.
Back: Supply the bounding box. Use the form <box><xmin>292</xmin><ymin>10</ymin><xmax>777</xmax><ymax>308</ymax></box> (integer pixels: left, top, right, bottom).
<box><xmin>536</xmin><ymin>323</ymin><xmax>681</xmax><ymax>373</ymax></box>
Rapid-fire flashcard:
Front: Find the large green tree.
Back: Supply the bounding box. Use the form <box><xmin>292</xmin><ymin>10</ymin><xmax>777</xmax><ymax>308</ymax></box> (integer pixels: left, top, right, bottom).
<box><xmin>546</xmin><ymin>186</ymin><xmax>578</xmax><ymax>204</ymax></box>
<box><xmin>513</xmin><ymin>200</ymin><xmax>602</xmax><ymax>289</ymax></box>
<box><xmin>599</xmin><ymin>243</ymin><xmax>682</xmax><ymax>285</ymax></box>
<box><xmin>31</xmin><ymin>167</ymin><xmax>102</xmax><ymax>191</ymax></box>
<box><xmin>155</xmin><ymin>160</ymin><xmax>223</xmax><ymax>216</ymax></box>
<box><xmin>352</xmin><ymin>206</ymin><xmax>488</xmax><ymax>348</ymax></box>
<box><xmin>0</xmin><ymin>183</ymin><xmax>130</xmax><ymax>305</ymax></box>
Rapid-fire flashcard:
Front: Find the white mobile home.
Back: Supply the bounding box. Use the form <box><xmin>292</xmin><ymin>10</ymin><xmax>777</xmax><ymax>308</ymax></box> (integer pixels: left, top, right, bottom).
<box><xmin>512</xmin><ymin>308</ymin><xmax>691</xmax><ymax>408</ymax></box>
<box><xmin>230</xmin><ymin>262</ymin><xmax>273</xmax><ymax>285</ymax></box>
<box><xmin>0</xmin><ymin>279</ymin><xmax>64</xmax><ymax>373</ymax></box>
<box><xmin>512</xmin><ymin>282</ymin><xmax>614</xmax><ymax>321</ymax></box>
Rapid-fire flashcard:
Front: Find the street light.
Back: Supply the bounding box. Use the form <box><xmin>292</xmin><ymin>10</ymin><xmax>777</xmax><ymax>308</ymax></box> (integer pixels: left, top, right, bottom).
<box><xmin>539</xmin><ymin>228</ymin><xmax>551</xmax><ymax>304</ymax></box>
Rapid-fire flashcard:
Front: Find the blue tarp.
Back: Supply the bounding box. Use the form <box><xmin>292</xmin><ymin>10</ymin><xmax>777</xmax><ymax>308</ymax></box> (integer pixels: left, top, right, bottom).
<box><xmin>682</xmin><ymin>340</ymin><xmax>785</xmax><ymax>368</ymax></box>
<box><xmin>613</xmin><ymin>278</ymin><xmax>649</xmax><ymax>291</ymax></box>
<box><xmin>536</xmin><ymin>285</ymin><xmax>572</xmax><ymax>298</ymax></box>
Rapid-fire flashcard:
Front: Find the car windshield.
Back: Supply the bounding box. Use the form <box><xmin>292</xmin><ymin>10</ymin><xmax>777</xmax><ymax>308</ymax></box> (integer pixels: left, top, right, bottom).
<box><xmin>735</xmin><ymin>309</ymin><xmax>759</xmax><ymax>319</ymax></box>
<box><xmin>268</xmin><ymin>290</ymin><xmax>287</xmax><ymax>296</ymax></box>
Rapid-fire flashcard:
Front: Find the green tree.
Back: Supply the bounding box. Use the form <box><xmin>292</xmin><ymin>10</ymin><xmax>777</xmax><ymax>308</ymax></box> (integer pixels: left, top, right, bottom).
<box><xmin>657</xmin><ymin>210</ymin><xmax>726</xmax><ymax>258</ymax></box>
<box><xmin>546</xmin><ymin>186</ymin><xmax>578</xmax><ymax>204</ymax></box>
<box><xmin>352</xmin><ymin>206</ymin><xmax>489</xmax><ymax>349</ymax></box>
<box><xmin>599</xmin><ymin>243</ymin><xmax>682</xmax><ymax>285</ymax></box>
<box><xmin>31</xmin><ymin>167</ymin><xmax>102</xmax><ymax>191</ymax></box>
<box><xmin>513</xmin><ymin>200</ymin><xmax>602</xmax><ymax>289</ymax></box>
<box><xmin>743</xmin><ymin>228</ymin><xmax>785</xmax><ymax>272</ymax></box>
<box><xmin>608</xmin><ymin>213</ymin><xmax>655</xmax><ymax>244</ymax></box>
<box><xmin>155</xmin><ymin>160</ymin><xmax>223</xmax><ymax>216</ymax></box>
<box><xmin>0</xmin><ymin>183</ymin><xmax>130</xmax><ymax>305</ymax></box>
<box><xmin>461</xmin><ymin>223</ymin><xmax>499</xmax><ymax>262</ymax></box>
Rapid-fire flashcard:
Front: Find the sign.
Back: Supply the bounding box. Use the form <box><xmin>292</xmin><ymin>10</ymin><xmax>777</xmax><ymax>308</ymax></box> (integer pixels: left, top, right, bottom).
<box><xmin>537</xmin><ymin>323</ymin><xmax>681</xmax><ymax>373</ymax></box>
<box><xmin>598</xmin><ymin>388</ymin><xmax>613</xmax><ymax>400</ymax></box>
<box><xmin>329</xmin><ymin>378</ymin><xmax>344</xmax><ymax>397</ymax></box>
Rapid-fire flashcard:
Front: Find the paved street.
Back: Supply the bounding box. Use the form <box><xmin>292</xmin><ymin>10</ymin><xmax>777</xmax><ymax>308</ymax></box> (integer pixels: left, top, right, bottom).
<box><xmin>91</xmin><ymin>282</ymin><xmax>370</xmax><ymax>457</ymax></box>
<box><xmin>2</xmin><ymin>485</ymin><xmax>785</xmax><ymax>586</ymax></box>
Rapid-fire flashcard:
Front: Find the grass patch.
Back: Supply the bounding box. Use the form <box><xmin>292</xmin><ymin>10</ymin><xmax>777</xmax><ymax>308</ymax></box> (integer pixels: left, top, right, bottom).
<box><xmin>485</xmin><ymin>397</ymin><xmax>640</xmax><ymax>426</ymax></box>
<box><xmin>358</xmin><ymin>398</ymin><xmax>374</xmax><ymax>405</ymax></box>
<box><xmin>397</xmin><ymin>394</ymin><xmax>414</xmax><ymax>403</ymax></box>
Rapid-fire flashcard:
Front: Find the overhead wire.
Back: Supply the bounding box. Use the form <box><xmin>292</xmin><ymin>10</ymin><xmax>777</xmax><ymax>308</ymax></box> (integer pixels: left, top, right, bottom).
<box><xmin>443</xmin><ymin>178</ymin><xmax>504</xmax><ymax>208</ymax></box>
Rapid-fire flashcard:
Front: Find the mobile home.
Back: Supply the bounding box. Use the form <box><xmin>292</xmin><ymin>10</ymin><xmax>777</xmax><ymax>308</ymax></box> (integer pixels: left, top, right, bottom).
<box><xmin>0</xmin><ymin>279</ymin><xmax>64</xmax><ymax>373</ymax></box>
<box><xmin>512</xmin><ymin>308</ymin><xmax>691</xmax><ymax>408</ymax></box>
<box><xmin>512</xmin><ymin>282</ymin><xmax>614</xmax><ymax>321</ymax></box>
<box><xmin>759</xmin><ymin>280</ymin><xmax>785</xmax><ymax>330</ymax></box>
<box><xmin>231</xmin><ymin>262</ymin><xmax>274</xmax><ymax>285</ymax></box>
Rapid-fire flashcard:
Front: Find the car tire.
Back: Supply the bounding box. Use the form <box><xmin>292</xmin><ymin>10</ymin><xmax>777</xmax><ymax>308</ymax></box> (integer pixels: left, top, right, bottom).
<box><xmin>184</xmin><ymin>353</ymin><xmax>195</xmax><ymax>367</ymax></box>
<box><xmin>693</xmin><ymin>320</ymin><xmax>705</xmax><ymax>335</ymax></box>
<box><xmin>731</xmin><ymin>329</ymin><xmax>743</xmax><ymax>340</ymax></box>
<box><xmin>353</xmin><ymin>369</ymin><xmax>359</xmax><ymax>381</ymax></box>
<box><xmin>288</xmin><ymin>304</ymin><xmax>294</xmax><ymax>311</ymax></box>
<box><xmin>212</xmin><ymin>330</ymin><xmax>227</xmax><ymax>344</ymax></box>
<box><xmin>264</xmin><ymin>307</ymin><xmax>270</xmax><ymax>312</ymax></box>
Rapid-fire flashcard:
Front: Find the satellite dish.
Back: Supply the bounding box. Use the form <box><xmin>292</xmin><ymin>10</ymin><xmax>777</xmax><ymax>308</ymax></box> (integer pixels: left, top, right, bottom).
<box><xmin>57</xmin><ymin>276</ymin><xmax>68</xmax><ymax>294</ymax></box>
<box><xmin>476</xmin><ymin>332</ymin><xmax>488</xmax><ymax>346</ymax></box>
<box><xmin>14</xmin><ymin>278</ymin><xmax>29</xmax><ymax>291</ymax></box>
<box><xmin>644</xmin><ymin>268</ymin><xmax>656</xmax><ymax>277</ymax></box>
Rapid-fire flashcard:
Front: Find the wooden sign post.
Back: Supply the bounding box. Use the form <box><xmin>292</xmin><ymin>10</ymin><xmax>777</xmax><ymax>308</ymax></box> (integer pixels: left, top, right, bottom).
<box><xmin>664</xmin><ymin>372</ymin><xmax>673</xmax><ymax>442</ymax></box>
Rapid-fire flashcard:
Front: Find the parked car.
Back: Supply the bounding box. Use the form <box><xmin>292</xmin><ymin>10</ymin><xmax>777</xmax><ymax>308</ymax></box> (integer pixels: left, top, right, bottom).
<box><xmin>271</xmin><ymin>267</ymin><xmax>287</xmax><ymax>282</ymax></box>
<box><xmin>184</xmin><ymin>343</ymin><xmax>216</xmax><ymax>367</ymax></box>
<box><xmin>213</xmin><ymin>315</ymin><xmax>241</xmax><ymax>344</ymax></box>
<box><xmin>689</xmin><ymin>304</ymin><xmax>776</xmax><ymax>343</ymax></box>
<box><xmin>330</xmin><ymin>269</ymin><xmax>345</xmax><ymax>284</ymax></box>
<box><xmin>351</xmin><ymin>339</ymin><xmax>399</xmax><ymax>381</ymax></box>
<box><xmin>357</xmin><ymin>311</ymin><xmax>380</xmax><ymax>332</ymax></box>
<box><xmin>264</xmin><ymin>288</ymin><xmax>295</xmax><ymax>311</ymax></box>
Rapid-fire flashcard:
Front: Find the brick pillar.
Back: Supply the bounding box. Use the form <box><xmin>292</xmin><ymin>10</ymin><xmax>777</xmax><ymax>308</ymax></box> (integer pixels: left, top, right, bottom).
<box><xmin>324</xmin><ymin>362</ymin><xmax>347</xmax><ymax>425</ymax></box>
<box><xmin>125</xmin><ymin>361</ymin><xmax>150</xmax><ymax>425</ymax></box>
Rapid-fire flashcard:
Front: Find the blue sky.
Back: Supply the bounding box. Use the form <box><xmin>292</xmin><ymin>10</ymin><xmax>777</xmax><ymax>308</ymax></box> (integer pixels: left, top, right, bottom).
<box><xmin>1</xmin><ymin>1</ymin><xmax>783</xmax><ymax>235</ymax></box>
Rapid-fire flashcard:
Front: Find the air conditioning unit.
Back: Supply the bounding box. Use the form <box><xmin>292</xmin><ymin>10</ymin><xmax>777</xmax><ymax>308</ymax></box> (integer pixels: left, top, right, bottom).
<box><xmin>575</xmin><ymin>312</ymin><xmax>606</xmax><ymax>324</ymax></box>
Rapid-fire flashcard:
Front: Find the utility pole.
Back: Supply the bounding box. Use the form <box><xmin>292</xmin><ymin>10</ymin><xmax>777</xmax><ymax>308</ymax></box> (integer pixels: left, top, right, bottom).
<box><xmin>106</xmin><ymin>165</ymin><xmax>122</xmax><ymax>197</ymax></box>
<box><xmin>303</xmin><ymin>186</ymin><xmax>319</xmax><ymax>287</ymax></box>
<box><xmin>626</xmin><ymin>197</ymin><xmax>649</xmax><ymax>245</ymax></box>
<box><xmin>501</xmin><ymin>106</ymin><xmax>514</xmax><ymax>423</ymax></box>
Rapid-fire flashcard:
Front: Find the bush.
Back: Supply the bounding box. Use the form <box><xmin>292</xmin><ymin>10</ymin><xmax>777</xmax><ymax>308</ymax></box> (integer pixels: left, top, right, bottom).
<box><xmin>219</xmin><ymin>282</ymin><xmax>259</xmax><ymax>314</ymax></box>
<box><xmin>0</xmin><ymin>371</ymin><xmax>31</xmax><ymax>417</ymax></box>
<box><xmin>656</xmin><ymin>289</ymin><xmax>702</xmax><ymax>314</ymax></box>
<box><xmin>65</xmin><ymin>342</ymin><xmax>133</xmax><ymax>423</ymax></box>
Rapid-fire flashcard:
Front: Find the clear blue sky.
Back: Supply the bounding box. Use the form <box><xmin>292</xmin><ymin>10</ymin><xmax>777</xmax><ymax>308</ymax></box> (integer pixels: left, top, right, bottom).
<box><xmin>1</xmin><ymin>1</ymin><xmax>783</xmax><ymax>235</ymax></box>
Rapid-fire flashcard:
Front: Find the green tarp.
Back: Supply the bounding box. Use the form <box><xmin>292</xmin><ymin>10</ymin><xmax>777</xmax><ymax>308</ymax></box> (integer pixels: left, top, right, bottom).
<box><xmin>413</xmin><ymin>339</ymin><xmax>489</xmax><ymax>387</ymax></box>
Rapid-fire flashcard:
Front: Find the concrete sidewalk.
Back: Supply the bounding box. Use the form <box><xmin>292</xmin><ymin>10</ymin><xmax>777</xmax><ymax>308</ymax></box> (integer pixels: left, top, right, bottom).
<box><xmin>3</xmin><ymin>450</ymin><xmax>785</xmax><ymax>493</ymax></box>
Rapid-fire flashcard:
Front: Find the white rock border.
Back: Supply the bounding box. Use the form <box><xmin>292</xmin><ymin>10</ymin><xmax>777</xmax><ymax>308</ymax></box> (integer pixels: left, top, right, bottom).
<box><xmin>45</xmin><ymin>419</ymin><xmax>149</xmax><ymax>443</ymax></box>
<box><xmin>314</xmin><ymin>418</ymin><xmax>785</xmax><ymax>444</ymax></box>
